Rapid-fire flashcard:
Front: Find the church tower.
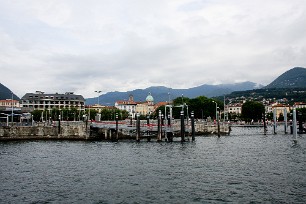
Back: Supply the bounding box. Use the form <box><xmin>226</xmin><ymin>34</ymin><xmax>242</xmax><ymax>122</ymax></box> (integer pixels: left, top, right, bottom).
<box><xmin>146</xmin><ymin>92</ymin><xmax>154</xmax><ymax>106</ymax></box>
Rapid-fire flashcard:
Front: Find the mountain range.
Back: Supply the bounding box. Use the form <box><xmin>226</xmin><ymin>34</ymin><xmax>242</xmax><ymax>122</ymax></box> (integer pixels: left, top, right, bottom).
<box><xmin>1</xmin><ymin>67</ymin><xmax>306</xmax><ymax>104</ymax></box>
<box><xmin>86</xmin><ymin>81</ymin><xmax>262</xmax><ymax>105</ymax></box>
<box><xmin>264</xmin><ymin>67</ymin><xmax>306</xmax><ymax>89</ymax></box>
<box><xmin>87</xmin><ymin>67</ymin><xmax>306</xmax><ymax>105</ymax></box>
<box><xmin>0</xmin><ymin>83</ymin><xmax>20</xmax><ymax>101</ymax></box>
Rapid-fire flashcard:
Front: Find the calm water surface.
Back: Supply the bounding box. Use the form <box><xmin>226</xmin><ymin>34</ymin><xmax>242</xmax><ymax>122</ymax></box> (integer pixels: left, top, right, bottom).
<box><xmin>1</xmin><ymin>127</ymin><xmax>306</xmax><ymax>203</ymax></box>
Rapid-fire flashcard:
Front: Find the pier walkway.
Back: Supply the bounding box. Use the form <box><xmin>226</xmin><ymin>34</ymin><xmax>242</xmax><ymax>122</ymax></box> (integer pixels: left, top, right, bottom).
<box><xmin>89</xmin><ymin>119</ymin><xmax>230</xmax><ymax>141</ymax></box>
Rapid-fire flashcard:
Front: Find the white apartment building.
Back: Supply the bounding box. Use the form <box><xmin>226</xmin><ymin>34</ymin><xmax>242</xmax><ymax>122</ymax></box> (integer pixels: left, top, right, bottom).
<box><xmin>21</xmin><ymin>91</ymin><xmax>85</xmax><ymax>111</ymax></box>
<box><xmin>227</xmin><ymin>103</ymin><xmax>242</xmax><ymax>115</ymax></box>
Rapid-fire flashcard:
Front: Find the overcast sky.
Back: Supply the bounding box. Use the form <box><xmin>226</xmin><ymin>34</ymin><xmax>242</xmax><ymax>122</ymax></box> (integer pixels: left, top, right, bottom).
<box><xmin>1</xmin><ymin>0</ymin><xmax>306</xmax><ymax>98</ymax></box>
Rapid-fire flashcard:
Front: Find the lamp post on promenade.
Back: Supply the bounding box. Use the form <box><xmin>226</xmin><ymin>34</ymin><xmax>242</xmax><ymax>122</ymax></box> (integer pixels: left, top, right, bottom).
<box><xmin>212</xmin><ymin>101</ymin><xmax>220</xmax><ymax>137</ymax></box>
<box><xmin>11</xmin><ymin>92</ymin><xmax>14</xmax><ymax>126</ymax></box>
<box><xmin>95</xmin><ymin>90</ymin><xmax>102</xmax><ymax>105</ymax></box>
<box><xmin>224</xmin><ymin>95</ymin><xmax>226</xmax><ymax>122</ymax></box>
<box><xmin>212</xmin><ymin>101</ymin><xmax>218</xmax><ymax>121</ymax></box>
<box><xmin>181</xmin><ymin>94</ymin><xmax>184</xmax><ymax>111</ymax></box>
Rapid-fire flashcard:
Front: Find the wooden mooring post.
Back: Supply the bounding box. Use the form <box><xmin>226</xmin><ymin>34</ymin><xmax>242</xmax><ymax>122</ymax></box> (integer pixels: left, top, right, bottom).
<box><xmin>180</xmin><ymin>110</ymin><xmax>185</xmax><ymax>142</ymax></box>
<box><xmin>136</xmin><ymin>113</ymin><xmax>140</xmax><ymax>142</ymax></box>
<box><xmin>115</xmin><ymin>113</ymin><xmax>119</xmax><ymax>141</ymax></box>
<box><xmin>167</xmin><ymin>114</ymin><xmax>173</xmax><ymax>142</ymax></box>
<box><xmin>293</xmin><ymin>108</ymin><xmax>298</xmax><ymax>144</ymax></box>
<box><xmin>157</xmin><ymin>110</ymin><xmax>162</xmax><ymax>142</ymax></box>
<box><xmin>273</xmin><ymin>109</ymin><xmax>277</xmax><ymax>134</ymax></box>
<box><xmin>191</xmin><ymin>111</ymin><xmax>195</xmax><ymax>141</ymax></box>
<box><xmin>146</xmin><ymin>115</ymin><xmax>151</xmax><ymax>142</ymax></box>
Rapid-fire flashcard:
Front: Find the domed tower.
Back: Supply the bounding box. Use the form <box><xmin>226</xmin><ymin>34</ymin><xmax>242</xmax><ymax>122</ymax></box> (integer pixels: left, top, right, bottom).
<box><xmin>146</xmin><ymin>92</ymin><xmax>154</xmax><ymax>106</ymax></box>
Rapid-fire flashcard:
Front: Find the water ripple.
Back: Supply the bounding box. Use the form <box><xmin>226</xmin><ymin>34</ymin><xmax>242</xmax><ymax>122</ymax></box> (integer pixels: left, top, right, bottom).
<box><xmin>0</xmin><ymin>128</ymin><xmax>305</xmax><ymax>203</ymax></box>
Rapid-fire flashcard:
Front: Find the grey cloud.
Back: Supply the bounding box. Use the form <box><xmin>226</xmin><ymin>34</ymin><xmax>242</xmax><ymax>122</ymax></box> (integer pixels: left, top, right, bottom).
<box><xmin>1</xmin><ymin>0</ymin><xmax>306</xmax><ymax>98</ymax></box>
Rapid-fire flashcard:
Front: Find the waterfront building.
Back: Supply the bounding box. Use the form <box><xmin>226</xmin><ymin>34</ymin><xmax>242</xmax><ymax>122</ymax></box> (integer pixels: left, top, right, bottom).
<box><xmin>0</xmin><ymin>99</ymin><xmax>22</xmax><ymax>121</ymax></box>
<box><xmin>271</xmin><ymin>103</ymin><xmax>291</xmax><ymax>118</ymax></box>
<box><xmin>115</xmin><ymin>95</ymin><xmax>137</xmax><ymax>118</ymax></box>
<box><xmin>265</xmin><ymin>104</ymin><xmax>273</xmax><ymax>114</ymax></box>
<box><xmin>21</xmin><ymin>91</ymin><xmax>85</xmax><ymax>111</ymax></box>
<box><xmin>115</xmin><ymin>93</ymin><xmax>163</xmax><ymax>118</ymax></box>
<box><xmin>90</xmin><ymin>104</ymin><xmax>106</xmax><ymax>113</ymax></box>
<box><xmin>294</xmin><ymin>102</ymin><xmax>306</xmax><ymax>109</ymax></box>
<box><xmin>135</xmin><ymin>93</ymin><xmax>155</xmax><ymax>116</ymax></box>
<box><xmin>0</xmin><ymin>99</ymin><xmax>33</xmax><ymax>119</ymax></box>
<box><xmin>135</xmin><ymin>102</ymin><xmax>148</xmax><ymax>115</ymax></box>
<box><xmin>227</xmin><ymin>103</ymin><xmax>242</xmax><ymax>115</ymax></box>
<box><xmin>0</xmin><ymin>99</ymin><xmax>20</xmax><ymax>108</ymax></box>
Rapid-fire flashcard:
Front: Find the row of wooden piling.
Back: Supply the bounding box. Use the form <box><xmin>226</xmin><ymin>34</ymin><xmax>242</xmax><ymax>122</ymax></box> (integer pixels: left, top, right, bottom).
<box><xmin>108</xmin><ymin>110</ymin><xmax>197</xmax><ymax>142</ymax></box>
<box><xmin>265</xmin><ymin>108</ymin><xmax>304</xmax><ymax>144</ymax></box>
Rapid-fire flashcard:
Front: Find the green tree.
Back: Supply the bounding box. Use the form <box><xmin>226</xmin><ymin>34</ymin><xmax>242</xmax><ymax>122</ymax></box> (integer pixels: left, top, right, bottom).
<box><xmin>241</xmin><ymin>101</ymin><xmax>265</xmax><ymax>122</ymax></box>
<box><xmin>50</xmin><ymin>108</ymin><xmax>60</xmax><ymax>121</ymax></box>
<box><xmin>98</xmin><ymin>108</ymin><xmax>129</xmax><ymax>121</ymax></box>
<box><xmin>31</xmin><ymin>110</ymin><xmax>43</xmax><ymax>121</ymax></box>
<box><xmin>152</xmin><ymin>105</ymin><xmax>166</xmax><ymax>119</ymax></box>
<box><xmin>297</xmin><ymin>108</ymin><xmax>306</xmax><ymax>122</ymax></box>
<box><xmin>228</xmin><ymin>113</ymin><xmax>241</xmax><ymax>121</ymax></box>
<box><xmin>154</xmin><ymin>96</ymin><xmax>224</xmax><ymax>119</ymax></box>
<box><xmin>266</xmin><ymin>112</ymin><xmax>273</xmax><ymax>121</ymax></box>
<box><xmin>86</xmin><ymin>109</ymin><xmax>98</xmax><ymax>120</ymax></box>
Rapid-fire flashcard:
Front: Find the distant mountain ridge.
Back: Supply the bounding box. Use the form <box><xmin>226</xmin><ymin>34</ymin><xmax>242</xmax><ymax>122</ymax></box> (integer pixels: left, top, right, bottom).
<box><xmin>0</xmin><ymin>83</ymin><xmax>20</xmax><ymax>100</ymax></box>
<box><xmin>86</xmin><ymin>81</ymin><xmax>262</xmax><ymax>105</ymax></box>
<box><xmin>2</xmin><ymin>67</ymin><xmax>304</xmax><ymax>105</ymax></box>
<box><xmin>265</xmin><ymin>67</ymin><xmax>306</xmax><ymax>89</ymax></box>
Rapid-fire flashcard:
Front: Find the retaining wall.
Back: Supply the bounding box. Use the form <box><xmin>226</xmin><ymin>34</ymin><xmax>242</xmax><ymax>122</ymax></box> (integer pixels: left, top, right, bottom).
<box><xmin>0</xmin><ymin>125</ymin><xmax>90</xmax><ymax>141</ymax></box>
<box><xmin>0</xmin><ymin>122</ymin><xmax>230</xmax><ymax>141</ymax></box>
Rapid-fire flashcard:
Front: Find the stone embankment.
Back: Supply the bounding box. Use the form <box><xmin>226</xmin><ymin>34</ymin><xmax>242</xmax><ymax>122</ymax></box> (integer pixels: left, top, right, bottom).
<box><xmin>0</xmin><ymin>121</ymin><xmax>230</xmax><ymax>141</ymax></box>
<box><xmin>0</xmin><ymin>122</ymin><xmax>90</xmax><ymax>141</ymax></box>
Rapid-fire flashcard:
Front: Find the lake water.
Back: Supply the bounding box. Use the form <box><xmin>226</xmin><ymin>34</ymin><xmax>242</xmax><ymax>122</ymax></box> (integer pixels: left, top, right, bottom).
<box><xmin>1</xmin><ymin>127</ymin><xmax>305</xmax><ymax>203</ymax></box>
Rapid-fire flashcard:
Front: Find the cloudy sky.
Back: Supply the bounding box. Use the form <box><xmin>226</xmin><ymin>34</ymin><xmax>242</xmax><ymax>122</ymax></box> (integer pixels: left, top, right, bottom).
<box><xmin>1</xmin><ymin>0</ymin><xmax>306</xmax><ymax>98</ymax></box>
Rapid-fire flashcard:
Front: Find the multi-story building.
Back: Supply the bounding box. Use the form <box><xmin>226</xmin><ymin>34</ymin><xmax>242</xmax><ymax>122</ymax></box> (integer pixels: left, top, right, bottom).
<box><xmin>294</xmin><ymin>102</ymin><xmax>306</xmax><ymax>109</ymax></box>
<box><xmin>0</xmin><ymin>99</ymin><xmax>20</xmax><ymax>108</ymax></box>
<box><xmin>90</xmin><ymin>104</ymin><xmax>106</xmax><ymax>113</ymax></box>
<box><xmin>135</xmin><ymin>93</ymin><xmax>156</xmax><ymax>116</ymax></box>
<box><xmin>265</xmin><ymin>105</ymin><xmax>272</xmax><ymax>114</ymax></box>
<box><xmin>115</xmin><ymin>95</ymin><xmax>137</xmax><ymax>118</ymax></box>
<box><xmin>227</xmin><ymin>103</ymin><xmax>242</xmax><ymax>115</ymax></box>
<box><xmin>21</xmin><ymin>91</ymin><xmax>85</xmax><ymax>111</ymax></box>
<box><xmin>115</xmin><ymin>93</ymin><xmax>159</xmax><ymax>118</ymax></box>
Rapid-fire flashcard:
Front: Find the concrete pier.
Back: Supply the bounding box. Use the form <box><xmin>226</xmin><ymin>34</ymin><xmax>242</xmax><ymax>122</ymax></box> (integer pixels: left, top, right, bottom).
<box><xmin>0</xmin><ymin>120</ymin><xmax>230</xmax><ymax>141</ymax></box>
<box><xmin>0</xmin><ymin>122</ymin><xmax>89</xmax><ymax>141</ymax></box>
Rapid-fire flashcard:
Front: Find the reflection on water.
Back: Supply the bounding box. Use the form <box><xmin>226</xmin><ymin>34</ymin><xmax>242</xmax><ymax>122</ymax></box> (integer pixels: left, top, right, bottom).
<box><xmin>0</xmin><ymin>127</ymin><xmax>305</xmax><ymax>203</ymax></box>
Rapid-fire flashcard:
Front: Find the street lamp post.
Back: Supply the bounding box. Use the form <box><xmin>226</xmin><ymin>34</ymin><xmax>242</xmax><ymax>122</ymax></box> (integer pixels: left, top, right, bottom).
<box><xmin>212</xmin><ymin>101</ymin><xmax>218</xmax><ymax>121</ymax></box>
<box><xmin>95</xmin><ymin>90</ymin><xmax>102</xmax><ymax>105</ymax></box>
<box><xmin>11</xmin><ymin>92</ymin><xmax>13</xmax><ymax>126</ymax></box>
<box><xmin>181</xmin><ymin>94</ymin><xmax>184</xmax><ymax>111</ymax></box>
<box><xmin>224</xmin><ymin>95</ymin><xmax>226</xmax><ymax>122</ymax></box>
